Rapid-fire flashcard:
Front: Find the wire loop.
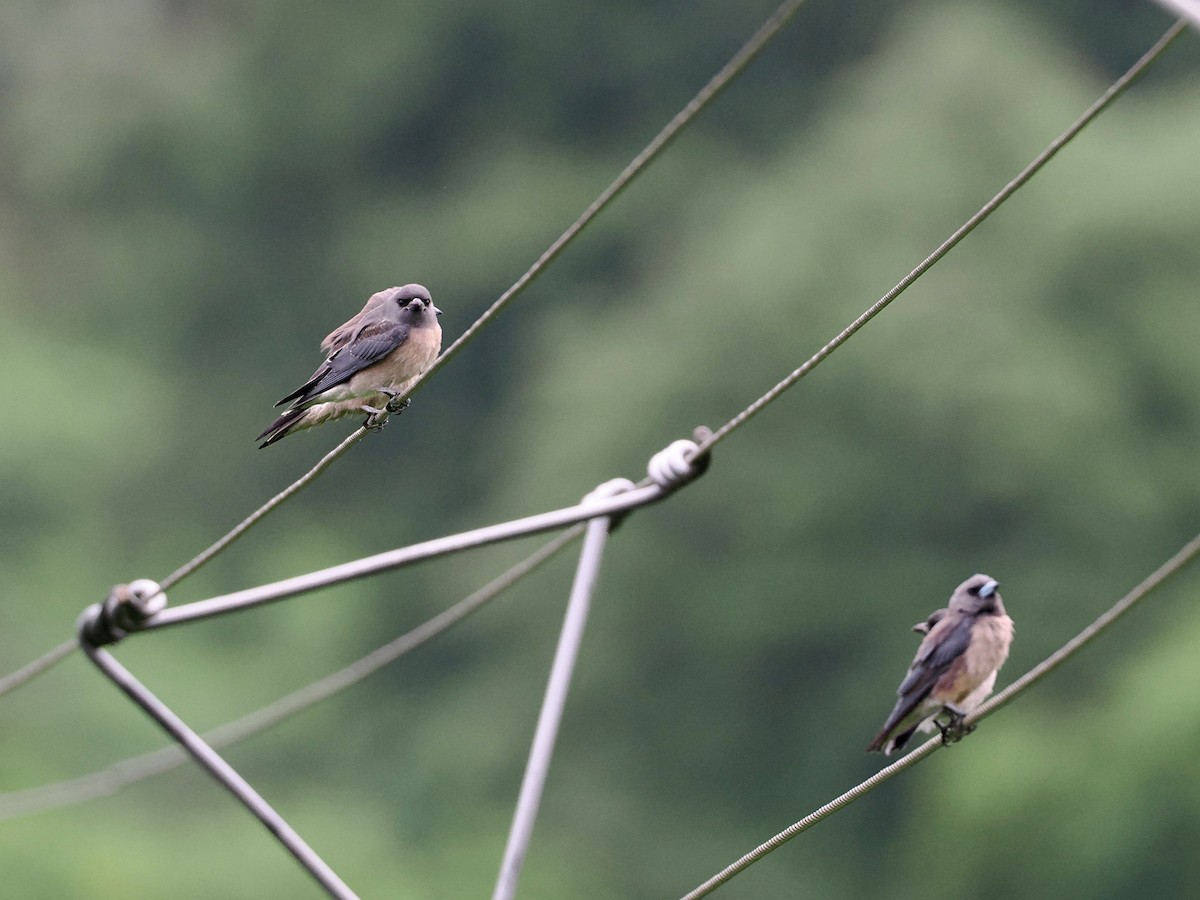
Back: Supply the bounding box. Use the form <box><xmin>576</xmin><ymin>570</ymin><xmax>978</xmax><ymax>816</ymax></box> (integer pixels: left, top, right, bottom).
<box><xmin>647</xmin><ymin>428</ymin><xmax>712</xmax><ymax>492</ymax></box>
<box><xmin>77</xmin><ymin>580</ymin><xmax>167</xmax><ymax>647</ymax></box>
<box><xmin>583</xmin><ymin>477</ymin><xmax>638</xmax><ymax>505</ymax></box>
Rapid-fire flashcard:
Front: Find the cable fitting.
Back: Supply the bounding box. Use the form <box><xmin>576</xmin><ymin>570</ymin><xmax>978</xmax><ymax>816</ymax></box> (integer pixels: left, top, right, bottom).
<box><xmin>77</xmin><ymin>580</ymin><xmax>167</xmax><ymax>647</ymax></box>
<box><xmin>583</xmin><ymin>478</ymin><xmax>637</xmax><ymax>506</ymax></box>
<box><xmin>579</xmin><ymin>478</ymin><xmax>637</xmax><ymax>532</ymax></box>
<box><xmin>647</xmin><ymin>426</ymin><xmax>713</xmax><ymax>492</ymax></box>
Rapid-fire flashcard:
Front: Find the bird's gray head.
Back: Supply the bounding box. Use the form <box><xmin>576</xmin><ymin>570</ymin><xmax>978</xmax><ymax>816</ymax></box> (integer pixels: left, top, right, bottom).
<box><xmin>948</xmin><ymin>573</ymin><xmax>1004</xmax><ymax>617</ymax></box>
<box><xmin>387</xmin><ymin>283</ymin><xmax>442</xmax><ymax>324</ymax></box>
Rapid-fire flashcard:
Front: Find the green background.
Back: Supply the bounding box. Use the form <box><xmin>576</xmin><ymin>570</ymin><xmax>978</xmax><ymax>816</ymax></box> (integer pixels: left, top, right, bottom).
<box><xmin>2</xmin><ymin>1</ymin><xmax>1199</xmax><ymax>897</ymax></box>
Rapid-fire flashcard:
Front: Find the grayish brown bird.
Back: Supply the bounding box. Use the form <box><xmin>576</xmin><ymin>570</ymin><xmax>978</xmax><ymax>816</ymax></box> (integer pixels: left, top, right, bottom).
<box><xmin>257</xmin><ymin>284</ymin><xmax>442</xmax><ymax>448</ymax></box>
<box><xmin>867</xmin><ymin>574</ymin><xmax>1014</xmax><ymax>755</ymax></box>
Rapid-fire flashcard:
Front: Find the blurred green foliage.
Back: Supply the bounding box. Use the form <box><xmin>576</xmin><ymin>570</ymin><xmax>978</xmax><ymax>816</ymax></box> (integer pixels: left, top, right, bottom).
<box><xmin>1</xmin><ymin>1</ymin><xmax>1198</xmax><ymax>897</ymax></box>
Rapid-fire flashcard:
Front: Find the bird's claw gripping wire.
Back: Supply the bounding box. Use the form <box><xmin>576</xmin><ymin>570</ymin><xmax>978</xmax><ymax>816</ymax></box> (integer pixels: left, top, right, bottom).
<box><xmin>384</xmin><ymin>394</ymin><xmax>412</xmax><ymax>415</ymax></box>
<box><xmin>936</xmin><ymin>707</ymin><xmax>975</xmax><ymax>746</ymax></box>
<box><xmin>77</xmin><ymin>579</ymin><xmax>167</xmax><ymax>647</ymax></box>
<box><xmin>364</xmin><ymin>395</ymin><xmax>411</xmax><ymax>431</ymax></box>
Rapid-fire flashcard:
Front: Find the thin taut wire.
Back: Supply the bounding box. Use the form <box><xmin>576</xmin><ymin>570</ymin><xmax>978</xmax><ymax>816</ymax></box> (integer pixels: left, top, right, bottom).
<box><xmin>158</xmin><ymin>429</ymin><xmax>369</xmax><ymax>592</ymax></box>
<box><xmin>415</xmin><ymin>0</ymin><xmax>807</xmax><ymax>391</ymax></box>
<box><xmin>968</xmin><ymin>529</ymin><xmax>1200</xmax><ymax>725</ymax></box>
<box><xmin>695</xmin><ymin>17</ymin><xmax>1190</xmax><ymax>459</ymax></box>
<box><xmin>680</xmin><ymin>527</ymin><xmax>1200</xmax><ymax>900</ymax></box>
<box><xmin>0</xmin><ymin>639</ymin><xmax>75</xmax><ymax>701</ymax></box>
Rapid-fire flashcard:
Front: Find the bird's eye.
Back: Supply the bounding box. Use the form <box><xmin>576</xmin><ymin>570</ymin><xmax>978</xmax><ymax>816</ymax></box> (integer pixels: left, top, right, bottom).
<box><xmin>967</xmin><ymin>584</ymin><xmax>980</xmax><ymax>596</ymax></box>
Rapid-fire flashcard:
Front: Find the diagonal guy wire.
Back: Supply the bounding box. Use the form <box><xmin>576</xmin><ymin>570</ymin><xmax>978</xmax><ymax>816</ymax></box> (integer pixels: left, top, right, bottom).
<box><xmin>680</xmin><ymin>529</ymin><xmax>1200</xmax><ymax>900</ymax></box>
<box><xmin>157</xmin><ymin>430</ymin><xmax>370</xmax><ymax>594</ymax></box>
<box><xmin>77</xmin><ymin>634</ymin><xmax>358</xmax><ymax>900</ymax></box>
<box><xmin>694</xmin><ymin>17</ymin><xmax>1190</xmax><ymax>459</ymax></box>
<box><xmin>0</xmin><ymin>639</ymin><xmax>76</xmax><ymax>701</ymax></box>
<box><xmin>416</xmin><ymin>0</ymin><xmax>807</xmax><ymax>390</ymax></box>
<box><xmin>152</xmin><ymin>0</ymin><xmax>807</xmax><ymax>601</ymax></box>
<box><xmin>967</xmin><ymin>530</ymin><xmax>1200</xmax><ymax>726</ymax></box>
<box><xmin>492</xmin><ymin>481</ymin><xmax>631</xmax><ymax>900</ymax></box>
<box><xmin>679</xmin><ymin>740</ymin><xmax>944</xmax><ymax>900</ymax></box>
<box><xmin>0</xmin><ymin>529</ymin><xmax>582</xmax><ymax>822</ymax></box>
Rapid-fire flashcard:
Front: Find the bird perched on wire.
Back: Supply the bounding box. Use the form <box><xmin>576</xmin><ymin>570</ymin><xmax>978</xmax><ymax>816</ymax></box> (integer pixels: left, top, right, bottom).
<box><xmin>867</xmin><ymin>574</ymin><xmax>1014</xmax><ymax>755</ymax></box>
<box><xmin>257</xmin><ymin>284</ymin><xmax>442</xmax><ymax>448</ymax></box>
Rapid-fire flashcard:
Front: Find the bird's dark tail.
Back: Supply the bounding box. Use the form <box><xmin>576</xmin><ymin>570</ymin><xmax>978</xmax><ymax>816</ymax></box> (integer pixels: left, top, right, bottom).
<box><xmin>866</xmin><ymin>727</ymin><xmax>893</xmax><ymax>754</ymax></box>
<box><xmin>869</xmin><ymin>722</ymin><xmax>922</xmax><ymax>756</ymax></box>
<box><xmin>257</xmin><ymin>407</ymin><xmax>308</xmax><ymax>448</ymax></box>
<box><xmin>867</xmin><ymin>698</ymin><xmax>924</xmax><ymax>754</ymax></box>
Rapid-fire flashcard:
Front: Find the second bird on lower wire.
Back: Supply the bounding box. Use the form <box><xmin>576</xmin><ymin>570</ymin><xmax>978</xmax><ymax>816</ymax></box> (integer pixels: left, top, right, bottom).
<box><xmin>257</xmin><ymin>283</ymin><xmax>443</xmax><ymax>448</ymax></box>
<box><xmin>868</xmin><ymin>574</ymin><xmax>1014</xmax><ymax>756</ymax></box>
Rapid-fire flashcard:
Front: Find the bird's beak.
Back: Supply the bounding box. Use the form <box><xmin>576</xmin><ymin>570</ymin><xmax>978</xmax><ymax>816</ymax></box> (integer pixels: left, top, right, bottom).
<box><xmin>433</xmin><ymin>305</ymin><xmax>443</xmax><ymax>317</ymax></box>
<box><xmin>979</xmin><ymin>579</ymin><xmax>999</xmax><ymax>598</ymax></box>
